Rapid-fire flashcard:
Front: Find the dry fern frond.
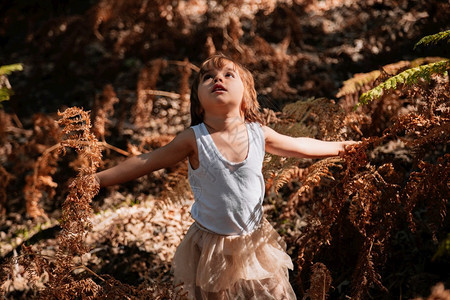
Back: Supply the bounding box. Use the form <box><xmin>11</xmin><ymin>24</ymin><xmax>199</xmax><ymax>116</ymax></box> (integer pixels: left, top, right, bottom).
<box><xmin>160</xmin><ymin>162</ymin><xmax>191</xmax><ymax>204</ymax></box>
<box><xmin>347</xmin><ymin>164</ymin><xmax>400</xmax><ymax>236</ymax></box>
<box><xmin>260</xmin><ymin>107</ymin><xmax>285</xmax><ymax>126</ymax></box>
<box><xmin>273</xmin><ymin>165</ymin><xmax>306</xmax><ymax>194</ymax></box>
<box><xmin>410</xmin><ymin>56</ymin><xmax>448</xmax><ymax>68</ymax></box>
<box><xmin>277</xmin><ymin>98</ymin><xmax>348</xmax><ymax>140</ymax></box>
<box><xmin>402</xmin><ymin>154</ymin><xmax>450</xmax><ymax>236</ymax></box>
<box><xmin>336</xmin><ymin>69</ymin><xmax>382</xmax><ymax>99</ymax></box>
<box><xmin>305</xmin><ymin>262</ymin><xmax>332</xmax><ymax>300</ymax></box>
<box><xmin>298</xmin><ymin>157</ymin><xmax>342</xmax><ymax>196</ymax></box>
<box><xmin>11</xmin><ymin>106</ymin><xmax>104</xmax><ymax>299</ymax></box>
<box><xmin>92</xmin><ymin>84</ymin><xmax>119</xmax><ymax>141</ymax></box>
<box><xmin>381</xmin><ymin>60</ymin><xmax>412</xmax><ymax>75</ymax></box>
<box><xmin>58</xmin><ymin>107</ymin><xmax>102</xmax><ymax>171</ymax></box>
<box><xmin>57</xmin><ymin>107</ymin><xmax>102</xmax><ymax>255</ymax></box>
<box><xmin>350</xmin><ymin>238</ymin><xmax>386</xmax><ymax>299</ymax></box>
<box><xmin>23</xmin><ymin>144</ymin><xmax>60</xmax><ymax>218</ymax></box>
<box><xmin>0</xmin><ymin>165</ymin><xmax>11</xmax><ymax>215</ymax></box>
<box><xmin>23</xmin><ymin>114</ymin><xmax>62</xmax><ymax>218</ymax></box>
<box><xmin>276</xmin><ymin>157</ymin><xmax>342</xmax><ymax>218</ymax></box>
<box><xmin>133</xmin><ymin>59</ymin><xmax>167</xmax><ymax>128</ymax></box>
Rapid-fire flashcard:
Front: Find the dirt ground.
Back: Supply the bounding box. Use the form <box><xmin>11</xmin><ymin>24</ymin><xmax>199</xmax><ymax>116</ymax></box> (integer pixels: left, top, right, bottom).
<box><xmin>1</xmin><ymin>1</ymin><xmax>449</xmax><ymax>299</ymax></box>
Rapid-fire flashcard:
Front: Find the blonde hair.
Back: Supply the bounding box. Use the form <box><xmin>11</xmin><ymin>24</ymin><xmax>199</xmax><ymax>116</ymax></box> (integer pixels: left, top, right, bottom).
<box><xmin>190</xmin><ymin>54</ymin><xmax>262</xmax><ymax>126</ymax></box>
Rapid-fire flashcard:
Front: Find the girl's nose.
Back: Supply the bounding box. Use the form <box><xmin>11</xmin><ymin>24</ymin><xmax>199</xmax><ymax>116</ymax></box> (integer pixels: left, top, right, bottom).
<box><xmin>214</xmin><ymin>75</ymin><xmax>223</xmax><ymax>82</ymax></box>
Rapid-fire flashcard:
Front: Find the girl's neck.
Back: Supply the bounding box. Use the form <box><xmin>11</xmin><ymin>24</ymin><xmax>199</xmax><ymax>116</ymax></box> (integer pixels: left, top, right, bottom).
<box><xmin>203</xmin><ymin>115</ymin><xmax>245</xmax><ymax>133</ymax></box>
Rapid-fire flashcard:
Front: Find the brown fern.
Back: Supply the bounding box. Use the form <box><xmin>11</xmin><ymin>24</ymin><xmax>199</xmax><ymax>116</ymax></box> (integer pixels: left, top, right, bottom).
<box><xmin>22</xmin><ymin>114</ymin><xmax>63</xmax><ymax>218</ymax></box>
<box><xmin>37</xmin><ymin>107</ymin><xmax>102</xmax><ymax>298</ymax></box>
<box><xmin>0</xmin><ymin>165</ymin><xmax>11</xmax><ymax>215</ymax></box>
<box><xmin>281</xmin><ymin>97</ymin><xmax>356</xmax><ymax>140</ymax></box>
<box><xmin>92</xmin><ymin>84</ymin><xmax>119</xmax><ymax>142</ymax></box>
<box><xmin>402</xmin><ymin>154</ymin><xmax>450</xmax><ymax>238</ymax></box>
<box><xmin>133</xmin><ymin>59</ymin><xmax>167</xmax><ymax>128</ymax></box>
<box><xmin>57</xmin><ymin>107</ymin><xmax>102</xmax><ymax>255</ymax></box>
<box><xmin>305</xmin><ymin>262</ymin><xmax>332</xmax><ymax>300</ymax></box>
<box><xmin>294</xmin><ymin>75</ymin><xmax>448</xmax><ymax>298</ymax></box>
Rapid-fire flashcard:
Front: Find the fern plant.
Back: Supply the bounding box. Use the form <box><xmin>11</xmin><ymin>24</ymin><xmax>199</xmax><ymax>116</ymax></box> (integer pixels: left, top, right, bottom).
<box><xmin>0</xmin><ymin>63</ymin><xmax>23</xmax><ymax>105</ymax></box>
<box><xmin>281</xmin><ymin>30</ymin><xmax>450</xmax><ymax>300</ymax></box>
<box><xmin>358</xmin><ymin>59</ymin><xmax>449</xmax><ymax>105</ymax></box>
<box><xmin>358</xmin><ymin>31</ymin><xmax>450</xmax><ymax>106</ymax></box>
<box><xmin>414</xmin><ymin>29</ymin><xmax>450</xmax><ymax>49</ymax></box>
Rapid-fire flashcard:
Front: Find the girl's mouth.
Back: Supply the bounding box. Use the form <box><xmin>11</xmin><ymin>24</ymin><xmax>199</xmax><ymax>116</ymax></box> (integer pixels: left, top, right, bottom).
<box><xmin>212</xmin><ymin>84</ymin><xmax>227</xmax><ymax>93</ymax></box>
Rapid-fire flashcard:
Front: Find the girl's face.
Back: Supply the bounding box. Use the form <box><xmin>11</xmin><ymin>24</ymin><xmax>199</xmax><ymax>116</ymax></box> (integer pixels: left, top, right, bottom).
<box><xmin>197</xmin><ymin>61</ymin><xmax>245</xmax><ymax>116</ymax></box>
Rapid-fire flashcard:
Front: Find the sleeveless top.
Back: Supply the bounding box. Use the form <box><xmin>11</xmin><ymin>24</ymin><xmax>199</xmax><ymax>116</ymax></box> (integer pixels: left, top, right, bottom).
<box><xmin>188</xmin><ymin>122</ymin><xmax>266</xmax><ymax>235</ymax></box>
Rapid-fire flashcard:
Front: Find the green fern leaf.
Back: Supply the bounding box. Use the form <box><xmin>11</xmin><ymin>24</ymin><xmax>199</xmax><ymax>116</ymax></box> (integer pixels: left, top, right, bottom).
<box><xmin>0</xmin><ymin>63</ymin><xmax>23</xmax><ymax>76</ymax></box>
<box><xmin>414</xmin><ymin>30</ymin><xmax>450</xmax><ymax>49</ymax></box>
<box><xmin>358</xmin><ymin>60</ymin><xmax>450</xmax><ymax>106</ymax></box>
<box><xmin>0</xmin><ymin>88</ymin><xmax>14</xmax><ymax>102</ymax></box>
<box><xmin>432</xmin><ymin>233</ymin><xmax>450</xmax><ymax>261</ymax></box>
<box><xmin>0</xmin><ymin>63</ymin><xmax>23</xmax><ymax>106</ymax></box>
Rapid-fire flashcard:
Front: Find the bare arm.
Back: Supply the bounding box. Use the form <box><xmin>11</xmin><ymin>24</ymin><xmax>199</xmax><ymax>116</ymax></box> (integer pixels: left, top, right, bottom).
<box><xmin>95</xmin><ymin>129</ymin><xmax>195</xmax><ymax>187</ymax></box>
<box><xmin>263</xmin><ymin>126</ymin><xmax>357</xmax><ymax>158</ymax></box>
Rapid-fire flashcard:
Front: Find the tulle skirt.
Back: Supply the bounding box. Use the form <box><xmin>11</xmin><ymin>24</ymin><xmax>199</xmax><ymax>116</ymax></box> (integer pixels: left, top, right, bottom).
<box><xmin>171</xmin><ymin>218</ymin><xmax>296</xmax><ymax>299</ymax></box>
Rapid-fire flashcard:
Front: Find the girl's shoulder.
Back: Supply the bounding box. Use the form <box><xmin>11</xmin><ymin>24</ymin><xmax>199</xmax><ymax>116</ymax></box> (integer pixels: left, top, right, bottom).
<box><xmin>259</xmin><ymin>124</ymin><xmax>281</xmax><ymax>142</ymax></box>
<box><xmin>247</xmin><ymin>122</ymin><xmax>266</xmax><ymax>144</ymax></box>
<box><xmin>165</xmin><ymin>127</ymin><xmax>196</xmax><ymax>152</ymax></box>
<box><xmin>177</xmin><ymin>127</ymin><xmax>196</xmax><ymax>143</ymax></box>
<box><xmin>247</xmin><ymin>121</ymin><xmax>263</xmax><ymax>129</ymax></box>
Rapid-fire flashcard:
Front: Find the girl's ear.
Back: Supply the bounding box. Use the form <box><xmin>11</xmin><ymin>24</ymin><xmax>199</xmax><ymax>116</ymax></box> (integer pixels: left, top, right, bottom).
<box><xmin>240</xmin><ymin>96</ymin><xmax>247</xmax><ymax>116</ymax></box>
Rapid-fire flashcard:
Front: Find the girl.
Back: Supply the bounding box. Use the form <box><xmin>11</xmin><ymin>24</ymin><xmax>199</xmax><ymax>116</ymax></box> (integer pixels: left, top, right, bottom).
<box><xmin>95</xmin><ymin>54</ymin><xmax>356</xmax><ymax>299</ymax></box>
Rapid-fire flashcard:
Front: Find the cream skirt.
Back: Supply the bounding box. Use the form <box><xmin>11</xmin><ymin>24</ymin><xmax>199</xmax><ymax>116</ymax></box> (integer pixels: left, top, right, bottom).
<box><xmin>171</xmin><ymin>218</ymin><xmax>296</xmax><ymax>299</ymax></box>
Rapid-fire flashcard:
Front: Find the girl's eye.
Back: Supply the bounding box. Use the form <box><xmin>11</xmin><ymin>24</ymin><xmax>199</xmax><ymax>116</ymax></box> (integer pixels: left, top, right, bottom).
<box><xmin>226</xmin><ymin>72</ymin><xmax>235</xmax><ymax>77</ymax></box>
<box><xmin>202</xmin><ymin>74</ymin><xmax>213</xmax><ymax>81</ymax></box>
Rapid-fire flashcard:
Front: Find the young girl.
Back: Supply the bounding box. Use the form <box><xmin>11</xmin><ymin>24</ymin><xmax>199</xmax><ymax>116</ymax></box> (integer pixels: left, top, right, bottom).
<box><xmin>95</xmin><ymin>54</ymin><xmax>356</xmax><ymax>299</ymax></box>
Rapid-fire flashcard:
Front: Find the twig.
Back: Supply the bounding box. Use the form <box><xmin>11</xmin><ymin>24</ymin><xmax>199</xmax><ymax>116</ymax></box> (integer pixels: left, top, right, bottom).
<box><xmin>98</xmin><ymin>141</ymin><xmax>130</xmax><ymax>156</ymax></box>
<box><xmin>223</xmin><ymin>28</ymin><xmax>245</xmax><ymax>54</ymax></box>
<box><xmin>11</xmin><ymin>113</ymin><xmax>23</xmax><ymax>128</ymax></box>
<box><xmin>4</xmin><ymin>126</ymin><xmax>32</xmax><ymax>136</ymax></box>
<box><xmin>43</xmin><ymin>141</ymin><xmax>131</xmax><ymax>158</ymax></box>
<box><xmin>141</xmin><ymin>89</ymin><xmax>182</xmax><ymax>99</ymax></box>
<box><xmin>70</xmin><ymin>264</ymin><xmax>106</xmax><ymax>282</ymax></box>
<box><xmin>167</xmin><ymin>60</ymin><xmax>200</xmax><ymax>73</ymax></box>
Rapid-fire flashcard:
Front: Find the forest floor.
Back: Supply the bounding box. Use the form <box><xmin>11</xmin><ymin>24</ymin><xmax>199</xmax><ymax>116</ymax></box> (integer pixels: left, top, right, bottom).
<box><xmin>1</xmin><ymin>0</ymin><xmax>449</xmax><ymax>299</ymax></box>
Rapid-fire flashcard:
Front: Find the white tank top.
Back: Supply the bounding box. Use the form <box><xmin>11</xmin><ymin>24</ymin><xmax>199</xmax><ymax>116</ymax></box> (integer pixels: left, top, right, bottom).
<box><xmin>188</xmin><ymin>122</ymin><xmax>266</xmax><ymax>235</ymax></box>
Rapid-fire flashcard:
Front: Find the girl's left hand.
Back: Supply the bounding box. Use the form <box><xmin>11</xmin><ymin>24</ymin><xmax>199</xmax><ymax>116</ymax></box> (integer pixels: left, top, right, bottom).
<box><xmin>339</xmin><ymin>141</ymin><xmax>360</xmax><ymax>158</ymax></box>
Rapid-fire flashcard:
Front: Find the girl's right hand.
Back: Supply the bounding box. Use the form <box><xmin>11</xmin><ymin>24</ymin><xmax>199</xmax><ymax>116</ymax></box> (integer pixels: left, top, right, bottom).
<box><xmin>95</xmin><ymin>128</ymin><xmax>196</xmax><ymax>187</ymax></box>
<box><xmin>93</xmin><ymin>174</ymin><xmax>101</xmax><ymax>188</ymax></box>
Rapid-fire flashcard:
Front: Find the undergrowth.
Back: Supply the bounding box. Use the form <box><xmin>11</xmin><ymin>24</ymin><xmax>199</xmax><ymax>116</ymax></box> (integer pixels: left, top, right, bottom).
<box><xmin>0</xmin><ymin>3</ymin><xmax>449</xmax><ymax>298</ymax></box>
